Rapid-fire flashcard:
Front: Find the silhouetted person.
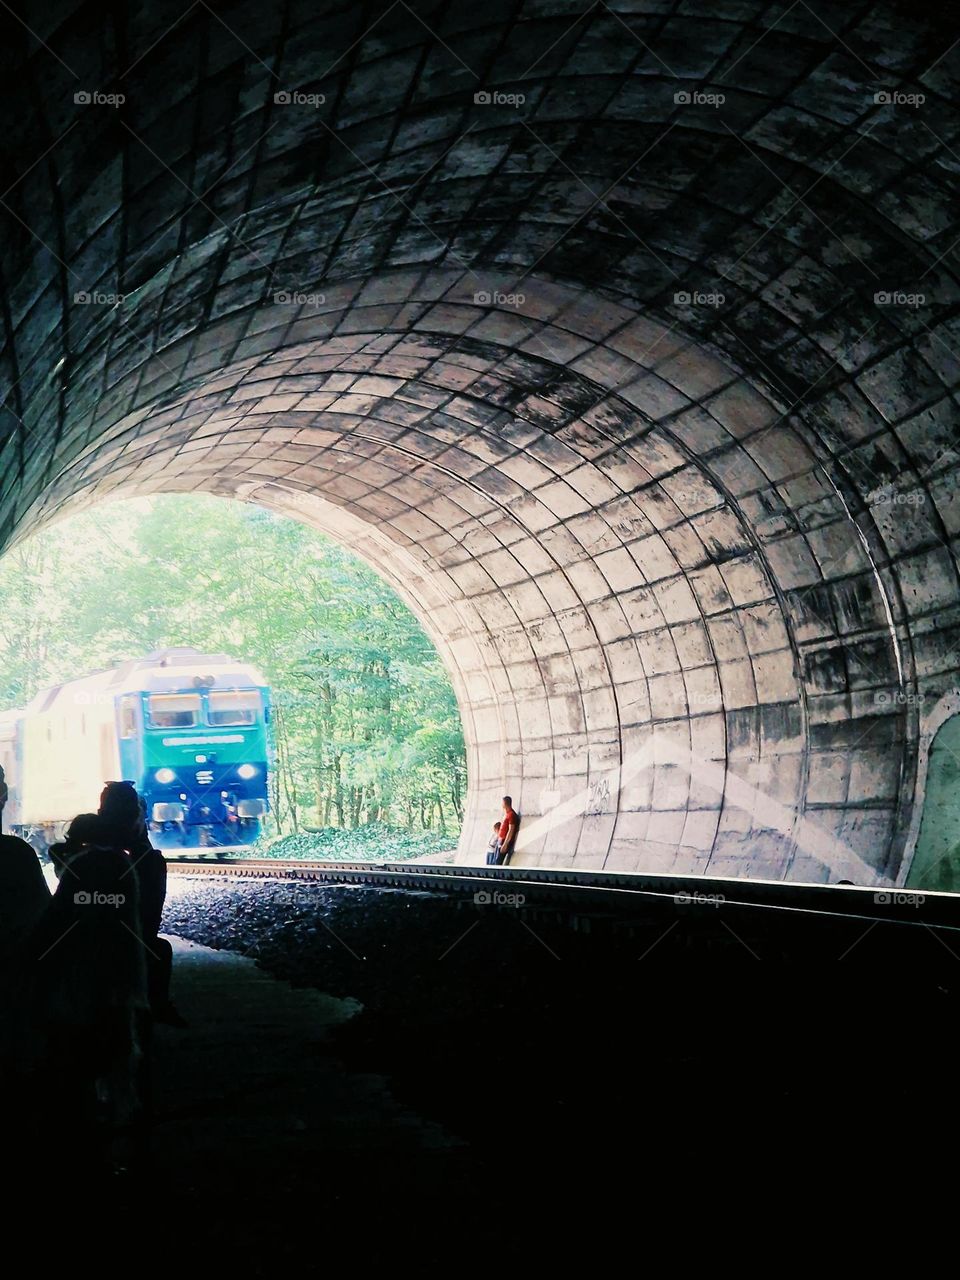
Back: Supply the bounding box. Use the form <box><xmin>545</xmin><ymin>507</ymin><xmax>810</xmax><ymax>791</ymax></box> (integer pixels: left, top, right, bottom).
<box><xmin>99</xmin><ymin>781</ymin><xmax>186</xmax><ymax>1027</ymax></box>
<box><xmin>20</xmin><ymin>812</ymin><xmax>148</xmax><ymax>1172</ymax></box>
<box><xmin>0</xmin><ymin>765</ymin><xmax>50</xmax><ymax>976</ymax></box>
<box><xmin>27</xmin><ymin>814</ymin><xmax>146</xmax><ymax>1055</ymax></box>
<box><xmin>0</xmin><ymin>764</ymin><xmax>51</xmax><ymax>1139</ymax></box>
<box><xmin>48</xmin><ymin>812</ymin><xmax>104</xmax><ymax>881</ymax></box>
<box><xmin>496</xmin><ymin>795</ymin><xmax>519</xmax><ymax>865</ymax></box>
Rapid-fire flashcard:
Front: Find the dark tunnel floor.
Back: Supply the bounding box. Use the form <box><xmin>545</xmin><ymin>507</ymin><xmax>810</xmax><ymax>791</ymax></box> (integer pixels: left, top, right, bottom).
<box><xmin>151</xmin><ymin>938</ymin><xmax>477</xmax><ymax>1263</ymax></box>
<box><xmin>162</xmin><ymin>882</ymin><xmax>960</xmax><ymax>1228</ymax></box>
<box><xmin>11</xmin><ymin>877</ymin><xmax>960</xmax><ymax>1262</ymax></box>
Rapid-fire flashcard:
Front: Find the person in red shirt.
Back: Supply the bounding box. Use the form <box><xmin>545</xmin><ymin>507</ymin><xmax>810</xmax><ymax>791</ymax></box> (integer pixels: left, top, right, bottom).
<box><xmin>496</xmin><ymin>796</ymin><xmax>518</xmax><ymax>865</ymax></box>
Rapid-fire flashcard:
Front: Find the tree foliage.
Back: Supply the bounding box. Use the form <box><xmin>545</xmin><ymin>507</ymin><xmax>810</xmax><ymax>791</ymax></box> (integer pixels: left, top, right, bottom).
<box><xmin>0</xmin><ymin>495</ymin><xmax>466</xmax><ymax>836</ymax></box>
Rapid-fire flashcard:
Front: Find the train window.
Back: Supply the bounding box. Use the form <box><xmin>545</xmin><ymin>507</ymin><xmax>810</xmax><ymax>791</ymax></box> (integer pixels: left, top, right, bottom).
<box><xmin>119</xmin><ymin>696</ymin><xmax>138</xmax><ymax>738</ymax></box>
<box><xmin>147</xmin><ymin>693</ymin><xmax>201</xmax><ymax>728</ymax></box>
<box><xmin>208</xmin><ymin>690</ymin><xmax>261</xmax><ymax>726</ymax></box>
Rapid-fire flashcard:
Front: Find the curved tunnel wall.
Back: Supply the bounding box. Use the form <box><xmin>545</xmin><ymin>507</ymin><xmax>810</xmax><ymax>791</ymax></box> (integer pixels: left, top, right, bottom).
<box><xmin>0</xmin><ymin>1</ymin><xmax>958</xmax><ymax>883</ymax></box>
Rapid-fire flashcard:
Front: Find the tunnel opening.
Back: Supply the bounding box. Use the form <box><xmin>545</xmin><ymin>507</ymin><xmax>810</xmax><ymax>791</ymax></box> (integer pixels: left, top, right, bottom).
<box><xmin>0</xmin><ymin>493</ymin><xmax>468</xmax><ymax>860</ymax></box>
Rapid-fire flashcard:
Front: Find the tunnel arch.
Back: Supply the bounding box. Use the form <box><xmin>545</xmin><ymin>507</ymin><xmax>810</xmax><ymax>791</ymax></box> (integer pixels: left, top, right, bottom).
<box><xmin>12</xmin><ymin>270</ymin><xmax>926</xmax><ymax>881</ymax></box>
<box><xmin>1</xmin><ymin>1</ymin><xmax>958</xmax><ymax>882</ymax></box>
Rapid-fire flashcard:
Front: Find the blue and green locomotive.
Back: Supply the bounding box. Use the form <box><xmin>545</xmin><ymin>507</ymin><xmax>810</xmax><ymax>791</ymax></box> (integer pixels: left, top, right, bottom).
<box><xmin>0</xmin><ymin>647</ymin><xmax>271</xmax><ymax>849</ymax></box>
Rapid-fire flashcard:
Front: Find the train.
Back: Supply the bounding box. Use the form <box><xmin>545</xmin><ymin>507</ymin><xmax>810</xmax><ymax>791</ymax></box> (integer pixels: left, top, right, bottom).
<box><xmin>0</xmin><ymin>647</ymin><xmax>271</xmax><ymax>850</ymax></box>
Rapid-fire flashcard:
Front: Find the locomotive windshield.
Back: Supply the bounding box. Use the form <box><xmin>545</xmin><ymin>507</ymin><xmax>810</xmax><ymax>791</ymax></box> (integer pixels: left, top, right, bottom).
<box><xmin>209</xmin><ymin>690</ymin><xmax>261</xmax><ymax>726</ymax></box>
<box><xmin>147</xmin><ymin>693</ymin><xmax>201</xmax><ymax>728</ymax></box>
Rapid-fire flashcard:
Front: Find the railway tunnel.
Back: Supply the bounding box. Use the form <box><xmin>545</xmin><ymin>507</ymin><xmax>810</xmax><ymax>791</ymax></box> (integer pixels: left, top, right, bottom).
<box><xmin>0</xmin><ymin>0</ymin><xmax>958</xmax><ymax>891</ymax></box>
<box><xmin>3</xmin><ymin>1</ymin><xmax>960</xmax><ymax>1255</ymax></box>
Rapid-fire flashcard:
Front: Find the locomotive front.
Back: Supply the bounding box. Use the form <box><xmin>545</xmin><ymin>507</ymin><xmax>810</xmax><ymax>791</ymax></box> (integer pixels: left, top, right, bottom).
<box><xmin>118</xmin><ymin>664</ymin><xmax>271</xmax><ymax>847</ymax></box>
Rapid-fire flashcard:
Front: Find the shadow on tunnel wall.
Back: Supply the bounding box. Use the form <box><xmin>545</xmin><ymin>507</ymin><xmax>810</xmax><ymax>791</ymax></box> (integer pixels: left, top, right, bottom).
<box><xmin>907</xmin><ymin>715</ymin><xmax>960</xmax><ymax>892</ymax></box>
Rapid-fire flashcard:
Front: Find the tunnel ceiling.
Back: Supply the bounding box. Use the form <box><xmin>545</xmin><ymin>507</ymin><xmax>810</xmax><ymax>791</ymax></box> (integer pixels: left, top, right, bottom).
<box><xmin>1</xmin><ymin>0</ymin><xmax>958</xmax><ymax>883</ymax></box>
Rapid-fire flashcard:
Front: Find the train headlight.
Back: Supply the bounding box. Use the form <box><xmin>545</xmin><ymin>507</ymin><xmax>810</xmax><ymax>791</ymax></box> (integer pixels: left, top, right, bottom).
<box><xmin>237</xmin><ymin>764</ymin><xmax>257</xmax><ymax>780</ymax></box>
<box><xmin>155</xmin><ymin>767</ymin><xmax>176</xmax><ymax>784</ymax></box>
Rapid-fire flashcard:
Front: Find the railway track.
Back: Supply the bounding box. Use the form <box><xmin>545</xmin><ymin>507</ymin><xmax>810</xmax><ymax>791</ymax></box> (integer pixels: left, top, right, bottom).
<box><xmin>166</xmin><ymin>856</ymin><xmax>960</xmax><ymax>932</ymax></box>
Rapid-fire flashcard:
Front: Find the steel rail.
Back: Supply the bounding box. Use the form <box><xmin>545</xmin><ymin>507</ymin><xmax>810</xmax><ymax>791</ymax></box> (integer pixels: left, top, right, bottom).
<box><xmin>165</xmin><ymin>857</ymin><xmax>960</xmax><ymax>932</ymax></box>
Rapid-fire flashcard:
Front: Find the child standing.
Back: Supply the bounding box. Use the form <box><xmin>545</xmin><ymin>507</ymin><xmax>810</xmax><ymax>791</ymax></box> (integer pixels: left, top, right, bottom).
<box><xmin>484</xmin><ymin>820</ymin><xmax>501</xmax><ymax>865</ymax></box>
